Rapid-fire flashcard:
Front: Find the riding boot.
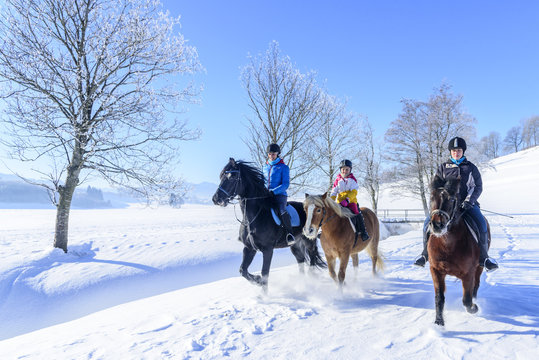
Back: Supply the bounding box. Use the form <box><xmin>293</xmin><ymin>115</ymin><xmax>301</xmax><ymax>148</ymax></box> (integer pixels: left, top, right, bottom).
<box><xmin>478</xmin><ymin>230</ymin><xmax>498</xmax><ymax>272</ymax></box>
<box><xmin>353</xmin><ymin>211</ymin><xmax>369</xmax><ymax>244</ymax></box>
<box><xmin>281</xmin><ymin>211</ymin><xmax>296</xmax><ymax>245</ymax></box>
<box><xmin>413</xmin><ymin>230</ymin><xmax>430</xmax><ymax>267</ymax></box>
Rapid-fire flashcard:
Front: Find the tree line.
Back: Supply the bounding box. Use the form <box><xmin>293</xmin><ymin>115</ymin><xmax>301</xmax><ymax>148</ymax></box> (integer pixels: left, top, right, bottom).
<box><xmin>242</xmin><ymin>42</ymin><xmax>537</xmax><ymax>217</ymax></box>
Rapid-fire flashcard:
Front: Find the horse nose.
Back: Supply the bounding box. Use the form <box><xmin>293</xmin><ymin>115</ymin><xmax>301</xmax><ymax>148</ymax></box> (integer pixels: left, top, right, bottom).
<box><xmin>303</xmin><ymin>226</ymin><xmax>315</xmax><ymax>237</ymax></box>
<box><xmin>432</xmin><ymin>220</ymin><xmax>444</xmax><ymax>232</ymax></box>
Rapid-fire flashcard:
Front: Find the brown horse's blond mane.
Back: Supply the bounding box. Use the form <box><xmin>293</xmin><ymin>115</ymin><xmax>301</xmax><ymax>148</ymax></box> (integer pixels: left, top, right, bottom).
<box><xmin>305</xmin><ymin>194</ymin><xmax>354</xmax><ymax>219</ymax></box>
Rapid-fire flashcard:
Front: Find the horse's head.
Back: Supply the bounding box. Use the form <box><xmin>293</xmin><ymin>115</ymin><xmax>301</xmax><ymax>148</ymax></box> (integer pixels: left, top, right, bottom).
<box><xmin>429</xmin><ymin>175</ymin><xmax>460</xmax><ymax>235</ymax></box>
<box><xmin>212</xmin><ymin>158</ymin><xmax>242</xmax><ymax>207</ymax></box>
<box><xmin>302</xmin><ymin>193</ymin><xmax>328</xmax><ymax>239</ymax></box>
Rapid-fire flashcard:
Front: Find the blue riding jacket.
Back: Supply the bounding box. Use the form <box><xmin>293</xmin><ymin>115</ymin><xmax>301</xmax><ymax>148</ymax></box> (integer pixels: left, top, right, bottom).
<box><xmin>264</xmin><ymin>158</ymin><xmax>289</xmax><ymax>196</ymax></box>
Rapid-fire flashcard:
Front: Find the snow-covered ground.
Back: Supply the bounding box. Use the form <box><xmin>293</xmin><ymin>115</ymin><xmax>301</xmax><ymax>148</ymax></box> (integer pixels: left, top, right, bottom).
<box><xmin>1</xmin><ymin>148</ymin><xmax>538</xmax><ymax>359</ymax></box>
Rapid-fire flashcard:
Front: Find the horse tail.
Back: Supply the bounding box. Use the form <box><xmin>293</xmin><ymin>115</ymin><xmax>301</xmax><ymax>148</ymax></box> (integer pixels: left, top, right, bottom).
<box><xmin>363</xmin><ymin>207</ymin><xmax>384</xmax><ymax>272</ymax></box>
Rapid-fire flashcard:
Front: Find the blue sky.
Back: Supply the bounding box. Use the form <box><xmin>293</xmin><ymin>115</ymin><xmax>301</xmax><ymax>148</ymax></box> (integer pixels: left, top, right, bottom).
<box><xmin>1</xmin><ymin>1</ymin><xmax>537</xmax><ymax>188</ymax></box>
<box><xmin>164</xmin><ymin>0</ymin><xmax>539</xmax><ymax>184</ymax></box>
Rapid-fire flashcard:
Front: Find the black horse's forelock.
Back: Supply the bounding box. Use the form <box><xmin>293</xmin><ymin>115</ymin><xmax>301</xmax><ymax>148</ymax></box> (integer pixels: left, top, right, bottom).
<box><xmin>430</xmin><ymin>175</ymin><xmax>460</xmax><ymax>198</ymax></box>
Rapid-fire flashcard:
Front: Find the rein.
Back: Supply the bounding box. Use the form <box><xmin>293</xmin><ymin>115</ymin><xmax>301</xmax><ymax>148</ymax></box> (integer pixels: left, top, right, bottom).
<box><xmin>234</xmin><ymin>198</ymin><xmax>265</xmax><ymax>226</ymax></box>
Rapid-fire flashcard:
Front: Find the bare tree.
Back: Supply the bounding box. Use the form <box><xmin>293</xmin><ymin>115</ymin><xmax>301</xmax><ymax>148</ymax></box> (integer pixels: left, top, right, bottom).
<box><xmin>385</xmin><ymin>84</ymin><xmax>475</xmax><ymax>215</ymax></box>
<box><xmin>241</xmin><ymin>41</ymin><xmax>322</xmax><ymax>191</ymax></box>
<box><xmin>0</xmin><ymin>0</ymin><xmax>202</xmax><ymax>252</ymax></box>
<box><xmin>479</xmin><ymin>131</ymin><xmax>502</xmax><ymax>159</ymax></box>
<box><xmin>301</xmin><ymin>94</ymin><xmax>357</xmax><ymax>193</ymax></box>
<box><xmin>503</xmin><ymin>126</ymin><xmax>523</xmax><ymax>153</ymax></box>
<box><xmin>354</xmin><ymin>118</ymin><xmax>382</xmax><ymax>212</ymax></box>
<box><xmin>521</xmin><ymin>115</ymin><xmax>539</xmax><ymax>148</ymax></box>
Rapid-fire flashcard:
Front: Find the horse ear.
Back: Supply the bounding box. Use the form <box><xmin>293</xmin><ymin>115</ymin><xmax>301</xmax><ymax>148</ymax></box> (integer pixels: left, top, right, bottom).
<box><xmin>229</xmin><ymin>157</ymin><xmax>236</xmax><ymax>166</ymax></box>
<box><xmin>305</xmin><ymin>193</ymin><xmax>310</xmax><ymax>199</ymax></box>
<box><xmin>431</xmin><ymin>175</ymin><xmax>445</xmax><ymax>190</ymax></box>
<box><xmin>322</xmin><ymin>192</ymin><xmax>328</xmax><ymax>200</ymax></box>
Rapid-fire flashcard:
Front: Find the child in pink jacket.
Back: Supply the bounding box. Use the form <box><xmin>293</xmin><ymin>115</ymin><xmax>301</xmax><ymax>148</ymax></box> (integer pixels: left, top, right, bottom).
<box><xmin>330</xmin><ymin>160</ymin><xmax>369</xmax><ymax>242</ymax></box>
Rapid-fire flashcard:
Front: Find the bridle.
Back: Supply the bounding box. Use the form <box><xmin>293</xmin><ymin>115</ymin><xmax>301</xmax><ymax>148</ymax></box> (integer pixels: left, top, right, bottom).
<box><xmin>315</xmin><ymin>205</ymin><xmax>337</xmax><ymax>229</ymax></box>
<box><xmin>217</xmin><ymin>168</ymin><xmax>270</xmax><ymax>227</ymax></box>
<box><xmin>217</xmin><ymin>170</ymin><xmax>241</xmax><ymax>203</ymax></box>
<box><xmin>430</xmin><ymin>188</ymin><xmax>461</xmax><ymax>229</ymax></box>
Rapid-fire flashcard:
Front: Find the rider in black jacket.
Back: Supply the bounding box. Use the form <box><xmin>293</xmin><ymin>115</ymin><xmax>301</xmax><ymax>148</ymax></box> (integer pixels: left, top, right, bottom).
<box><xmin>414</xmin><ymin>137</ymin><xmax>499</xmax><ymax>271</ymax></box>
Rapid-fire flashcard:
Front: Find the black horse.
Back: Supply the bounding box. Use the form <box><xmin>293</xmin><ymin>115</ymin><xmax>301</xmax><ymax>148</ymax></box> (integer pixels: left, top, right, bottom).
<box><xmin>212</xmin><ymin>158</ymin><xmax>326</xmax><ymax>288</ymax></box>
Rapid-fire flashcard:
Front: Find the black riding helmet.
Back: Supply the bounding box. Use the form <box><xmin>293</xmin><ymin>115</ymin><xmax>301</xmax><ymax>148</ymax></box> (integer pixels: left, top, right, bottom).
<box><xmin>448</xmin><ymin>137</ymin><xmax>467</xmax><ymax>153</ymax></box>
<box><xmin>339</xmin><ymin>159</ymin><xmax>352</xmax><ymax>169</ymax></box>
<box><xmin>267</xmin><ymin>143</ymin><xmax>281</xmax><ymax>154</ymax></box>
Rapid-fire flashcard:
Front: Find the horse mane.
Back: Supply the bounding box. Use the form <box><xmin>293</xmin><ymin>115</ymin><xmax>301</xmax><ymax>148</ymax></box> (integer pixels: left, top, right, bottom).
<box><xmin>234</xmin><ymin>160</ymin><xmax>269</xmax><ymax>198</ymax></box>
<box><xmin>304</xmin><ymin>194</ymin><xmax>355</xmax><ymax>219</ymax></box>
<box><xmin>430</xmin><ymin>175</ymin><xmax>460</xmax><ymax>197</ymax></box>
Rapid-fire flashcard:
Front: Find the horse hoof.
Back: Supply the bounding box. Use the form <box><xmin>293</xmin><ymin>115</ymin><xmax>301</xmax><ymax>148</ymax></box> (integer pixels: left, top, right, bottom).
<box><xmin>434</xmin><ymin>319</ymin><xmax>445</xmax><ymax>326</ymax></box>
<box><xmin>467</xmin><ymin>304</ymin><xmax>478</xmax><ymax>314</ymax></box>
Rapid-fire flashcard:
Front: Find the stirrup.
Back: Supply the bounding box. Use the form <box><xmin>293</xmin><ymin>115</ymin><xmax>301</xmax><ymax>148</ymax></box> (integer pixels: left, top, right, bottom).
<box><xmin>414</xmin><ymin>255</ymin><xmax>427</xmax><ymax>268</ymax></box>
<box><xmin>361</xmin><ymin>232</ymin><xmax>369</xmax><ymax>241</ymax></box>
<box><xmin>286</xmin><ymin>233</ymin><xmax>296</xmax><ymax>245</ymax></box>
<box><xmin>481</xmin><ymin>258</ymin><xmax>499</xmax><ymax>272</ymax></box>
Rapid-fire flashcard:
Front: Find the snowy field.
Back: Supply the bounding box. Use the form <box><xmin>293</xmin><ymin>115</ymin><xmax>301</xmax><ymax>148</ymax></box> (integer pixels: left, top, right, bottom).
<box><xmin>0</xmin><ymin>147</ymin><xmax>538</xmax><ymax>359</ymax></box>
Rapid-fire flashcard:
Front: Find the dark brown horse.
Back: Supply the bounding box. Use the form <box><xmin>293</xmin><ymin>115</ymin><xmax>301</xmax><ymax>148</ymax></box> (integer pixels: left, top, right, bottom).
<box><xmin>303</xmin><ymin>193</ymin><xmax>383</xmax><ymax>287</ymax></box>
<box><xmin>428</xmin><ymin>175</ymin><xmax>490</xmax><ymax>326</ymax></box>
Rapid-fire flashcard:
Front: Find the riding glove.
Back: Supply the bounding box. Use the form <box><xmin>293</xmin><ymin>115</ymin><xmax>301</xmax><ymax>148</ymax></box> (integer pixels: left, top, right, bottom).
<box><xmin>461</xmin><ymin>200</ymin><xmax>473</xmax><ymax>211</ymax></box>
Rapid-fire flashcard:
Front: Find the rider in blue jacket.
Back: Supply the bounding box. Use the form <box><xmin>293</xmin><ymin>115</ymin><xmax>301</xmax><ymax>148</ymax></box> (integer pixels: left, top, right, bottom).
<box><xmin>414</xmin><ymin>137</ymin><xmax>498</xmax><ymax>271</ymax></box>
<box><xmin>264</xmin><ymin>143</ymin><xmax>295</xmax><ymax>245</ymax></box>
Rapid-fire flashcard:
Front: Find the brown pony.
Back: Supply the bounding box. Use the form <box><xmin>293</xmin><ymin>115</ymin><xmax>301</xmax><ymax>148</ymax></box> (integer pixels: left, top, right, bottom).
<box><xmin>428</xmin><ymin>175</ymin><xmax>490</xmax><ymax>326</ymax></box>
<box><xmin>303</xmin><ymin>193</ymin><xmax>383</xmax><ymax>286</ymax></box>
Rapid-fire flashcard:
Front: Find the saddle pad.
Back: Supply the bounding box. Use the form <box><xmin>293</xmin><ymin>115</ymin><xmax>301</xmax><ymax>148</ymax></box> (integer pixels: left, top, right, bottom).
<box><xmin>271</xmin><ymin>204</ymin><xmax>300</xmax><ymax>227</ymax></box>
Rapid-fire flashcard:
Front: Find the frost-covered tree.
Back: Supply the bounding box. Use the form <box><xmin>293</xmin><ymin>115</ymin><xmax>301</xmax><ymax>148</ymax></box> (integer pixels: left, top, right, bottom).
<box><xmin>354</xmin><ymin>118</ymin><xmax>382</xmax><ymax>212</ymax></box>
<box><xmin>521</xmin><ymin>115</ymin><xmax>539</xmax><ymax>148</ymax></box>
<box><xmin>241</xmin><ymin>41</ymin><xmax>322</xmax><ymax>191</ymax></box>
<box><xmin>302</xmin><ymin>94</ymin><xmax>357</xmax><ymax>193</ymax></box>
<box><xmin>0</xmin><ymin>0</ymin><xmax>202</xmax><ymax>252</ymax></box>
<box><xmin>479</xmin><ymin>131</ymin><xmax>502</xmax><ymax>160</ymax></box>
<box><xmin>503</xmin><ymin>126</ymin><xmax>523</xmax><ymax>153</ymax></box>
<box><xmin>385</xmin><ymin>84</ymin><xmax>475</xmax><ymax>215</ymax></box>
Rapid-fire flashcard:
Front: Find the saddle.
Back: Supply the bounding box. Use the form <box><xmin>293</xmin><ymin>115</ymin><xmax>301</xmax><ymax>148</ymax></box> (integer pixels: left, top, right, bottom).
<box><xmin>271</xmin><ymin>204</ymin><xmax>301</xmax><ymax>227</ymax></box>
<box><xmin>462</xmin><ymin>211</ymin><xmax>480</xmax><ymax>244</ymax></box>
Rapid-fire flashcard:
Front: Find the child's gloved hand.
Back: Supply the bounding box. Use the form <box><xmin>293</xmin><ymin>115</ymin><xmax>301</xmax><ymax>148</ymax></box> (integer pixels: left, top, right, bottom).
<box><xmin>340</xmin><ymin>199</ymin><xmax>349</xmax><ymax>207</ymax></box>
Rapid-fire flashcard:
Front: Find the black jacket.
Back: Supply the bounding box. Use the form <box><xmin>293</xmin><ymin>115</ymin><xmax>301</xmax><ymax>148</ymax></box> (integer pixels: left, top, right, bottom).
<box><xmin>436</xmin><ymin>158</ymin><xmax>483</xmax><ymax>205</ymax></box>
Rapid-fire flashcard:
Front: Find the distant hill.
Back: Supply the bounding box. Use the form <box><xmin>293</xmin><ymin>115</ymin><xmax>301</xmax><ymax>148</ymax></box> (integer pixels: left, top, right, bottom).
<box><xmin>0</xmin><ymin>176</ymin><xmax>131</xmax><ymax>209</ymax></box>
<box><xmin>0</xmin><ymin>174</ymin><xmax>218</xmax><ymax>208</ymax></box>
<box><xmin>183</xmin><ymin>182</ymin><xmax>217</xmax><ymax>204</ymax></box>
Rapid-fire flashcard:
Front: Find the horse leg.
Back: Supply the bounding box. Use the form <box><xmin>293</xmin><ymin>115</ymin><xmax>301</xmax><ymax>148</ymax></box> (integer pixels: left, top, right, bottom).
<box><xmin>430</xmin><ymin>268</ymin><xmax>446</xmax><ymax>326</ymax></box>
<box><xmin>473</xmin><ymin>266</ymin><xmax>483</xmax><ymax>298</ymax></box>
<box><xmin>259</xmin><ymin>248</ymin><xmax>274</xmax><ymax>290</ymax></box>
<box><xmin>326</xmin><ymin>254</ymin><xmax>337</xmax><ymax>282</ymax></box>
<box><xmin>239</xmin><ymin>246</ymin><xmax>259</xmax><ymax>285</ymax></box>
<box><xmin>370</xmin><ymin>253</ymin><xmax>378</xmax><ymax>275</ymax></box>
<box><xmin>351</xmin><ymin>253</ymin><xmax>359</xmax><ymax>278</ymax></box>
<box><xmin>338</xmin><ymin>252</ymin><xmax>351</xmax><ymax>286</ymax></box>
<box><xmin>461</xmin><ymin>273</ymin><xmax>478</xmax><ymax>314</ymax></box>
<box><xmin>289</xmin><ymin>243</ymin><xmax>306</xmax><ymax>273</ymax></box>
